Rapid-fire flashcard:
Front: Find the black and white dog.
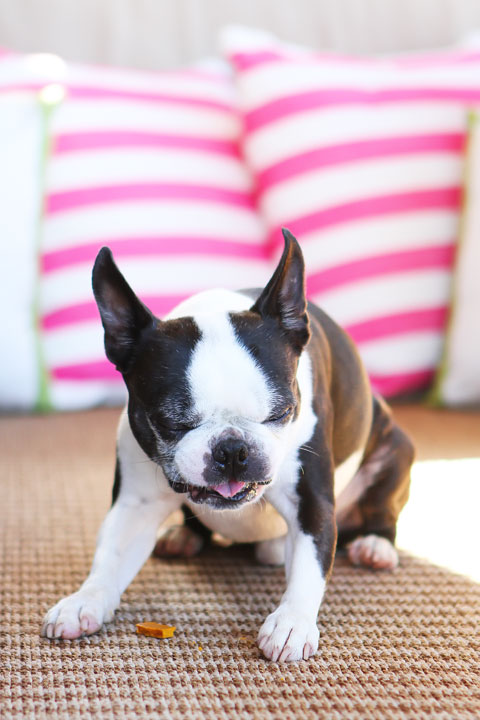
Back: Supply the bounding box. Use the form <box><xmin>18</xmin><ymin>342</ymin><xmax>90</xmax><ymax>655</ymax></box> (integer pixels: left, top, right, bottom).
<box><xmin>42</xmin><ymin>229</ymin><xmax>413</xmax><ymax>662</ymax></box>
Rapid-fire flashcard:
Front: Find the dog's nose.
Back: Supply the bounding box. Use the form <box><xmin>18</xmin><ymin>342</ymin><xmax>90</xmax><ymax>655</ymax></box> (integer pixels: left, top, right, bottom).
<box><xmin>212</xmin><ymin>438</ymin><xmax>249</xmax><ymax>477</ymax></box>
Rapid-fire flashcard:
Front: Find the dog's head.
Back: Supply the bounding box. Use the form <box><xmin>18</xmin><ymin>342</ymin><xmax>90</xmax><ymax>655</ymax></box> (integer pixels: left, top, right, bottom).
<box><xmin>92</xmin><ymin>230</ymin><xmax>311</xmax><ymax>509</ymax></box>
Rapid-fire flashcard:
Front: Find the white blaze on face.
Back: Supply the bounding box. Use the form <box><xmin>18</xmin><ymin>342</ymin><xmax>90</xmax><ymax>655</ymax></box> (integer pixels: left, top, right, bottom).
<box><xmin>170</xmin><ymin>290</ymin><xmax>282</xmax><ymax>489</ymax></box>
<box><xmin>188</xmin><ymin>307</ymin><xmax>275</xmax><ymax>423</ymax></box>
<box><xmin>169</xmin><ymin>289</ymin><xmax>312</xmax><ymax>492</ymax></box>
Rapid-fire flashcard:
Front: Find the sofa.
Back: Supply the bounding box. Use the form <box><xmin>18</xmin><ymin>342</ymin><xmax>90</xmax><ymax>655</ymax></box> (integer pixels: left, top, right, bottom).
<box><xmin>1</xmin><ymin>3</ymin><xmax>479</xmax><ymax>719</ymax></box>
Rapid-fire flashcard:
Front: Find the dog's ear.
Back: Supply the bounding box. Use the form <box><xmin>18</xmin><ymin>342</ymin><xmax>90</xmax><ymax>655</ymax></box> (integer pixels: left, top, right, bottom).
<box><xmin>251</xmin><ymin>228</ymin><xmax>310</xmax><ymax>351</ymax></box>
<box><xmin>92</xmin><ymin>248</ymin><xmax>156</xmax><ymax>373</ymax></box>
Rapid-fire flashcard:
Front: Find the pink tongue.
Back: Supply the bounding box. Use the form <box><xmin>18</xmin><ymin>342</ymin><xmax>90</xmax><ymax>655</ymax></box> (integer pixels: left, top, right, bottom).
<box><xmin>214</xmin><ymin>480</ymin><xmax>246</xmax><ymax>498</ymax></box>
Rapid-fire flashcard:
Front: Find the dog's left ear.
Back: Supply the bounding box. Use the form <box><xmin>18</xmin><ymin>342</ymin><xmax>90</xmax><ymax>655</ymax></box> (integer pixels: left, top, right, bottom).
<box><xmin>92</xmin><ymin>247</ymin><xmax>156</xmax><ymax>373</ymax></box>
<box><xmin>251</xmin><ymin>228</ymin><xmax>310</xmax><ymax>351</ymax></box>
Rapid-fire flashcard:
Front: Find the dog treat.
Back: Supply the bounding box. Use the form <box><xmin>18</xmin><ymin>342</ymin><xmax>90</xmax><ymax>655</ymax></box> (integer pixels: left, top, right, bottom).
<box><xmin>136</xmin><ymin>622</ymin><xmax>176</xmax><ymax>639</ymax></box>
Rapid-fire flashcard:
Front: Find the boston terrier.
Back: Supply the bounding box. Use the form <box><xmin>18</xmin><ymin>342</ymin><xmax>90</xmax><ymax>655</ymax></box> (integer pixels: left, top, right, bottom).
<box><xmin>41</xmin><ymin>229</ymin><xmax>413</xmax><ymax>662</ymax></box>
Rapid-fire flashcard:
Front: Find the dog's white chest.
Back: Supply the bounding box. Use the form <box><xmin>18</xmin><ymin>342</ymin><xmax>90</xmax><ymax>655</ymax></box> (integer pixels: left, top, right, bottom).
<box><xmin>185</xmin><ymin>450</ymin><xmax>363</xmax><ymax>543</ymax></box>
<box><xmin>185</xmin><ymin>498</ymin><xmax>288</xmax><ymax>543</ymax></box>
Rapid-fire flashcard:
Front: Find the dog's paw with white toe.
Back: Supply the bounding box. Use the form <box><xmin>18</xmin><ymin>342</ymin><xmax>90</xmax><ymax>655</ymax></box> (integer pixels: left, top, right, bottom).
<box><xmin>255</xmin><ymin>536</ymin><xmax>286</xmax><ymax>566</ymax></box>
<box><xmin>41</xmin><ymin>586</ymin><xmax>119</xmax><ymax>640</ymax></box>
<box><xmin>257</xmin><ymin>604</ymin><xmax>319</xmax><ymax>662</ymax></box>
<box><xmin>347</xmin><ymin>534</ymin><xmax>398</xmax><ymax>570</ymax></box>
<box><xmin>153</xmin><ymin>525</ymin><xmax>204</xmax><ymax>559</ymax></box>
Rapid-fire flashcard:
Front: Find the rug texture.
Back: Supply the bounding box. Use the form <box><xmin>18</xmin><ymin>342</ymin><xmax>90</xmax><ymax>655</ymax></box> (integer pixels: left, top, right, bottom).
<box><xmin>1</xmin><ymin>408</ymin><xmax>479</xmax><ymax>720</ymax></box>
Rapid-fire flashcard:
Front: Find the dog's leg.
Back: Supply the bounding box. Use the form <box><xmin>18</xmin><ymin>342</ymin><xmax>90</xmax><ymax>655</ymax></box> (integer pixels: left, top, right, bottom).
<box><xmin>255</xmin><ymin>536</ymin><xmax>286</xmax><ymax>566</ymax></box>
<box><xmin>337</xmin><ymin>397</ymin><xmax>414</xmax><ymax>570</ymax></box>
<box><xmin>258</xmin><ymin>450</ymin><xmax>336</xmax><ymax>662</ymax></box>
<box><xmin>41</xmin><ymin>419</ymin><xmax>181</xmax><ymax>640</ymax></box>
<box><xmin>153</xmin><ymin>507</ymin><xmax>208</xmax><ymax>559</ymax></box>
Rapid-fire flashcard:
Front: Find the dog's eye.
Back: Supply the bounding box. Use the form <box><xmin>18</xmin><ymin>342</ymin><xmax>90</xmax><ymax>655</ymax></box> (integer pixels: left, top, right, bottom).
<box><xmin>265</xmin><ymin>407</ymin><xmax>293</xmax><ymax>424</ymax></box>
<box><xmin>160</xmin><ymin>423</ymin><xmax>191</xmax><ymax>435</ymax></box>
<box><xmin>155</xmin><ymin>418</ymin><xmax>197</xmax><ymax>436</ymax></box>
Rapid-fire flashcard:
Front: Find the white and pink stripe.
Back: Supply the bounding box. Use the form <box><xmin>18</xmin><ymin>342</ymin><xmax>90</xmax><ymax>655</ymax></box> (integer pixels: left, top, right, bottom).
<box><xmin>0</xmin><ymin>53</ymin><xmax>268</xmax><ymax>409</ymax></box>
<box><xmin>3</xmin><ymin>38</ymin><xmax>478</xmax><ymax>409</ymax></box>
<box><xmin>223</xmin><ymin>27</ymin><xmax>480</xmax><ymax>397</ymax></box>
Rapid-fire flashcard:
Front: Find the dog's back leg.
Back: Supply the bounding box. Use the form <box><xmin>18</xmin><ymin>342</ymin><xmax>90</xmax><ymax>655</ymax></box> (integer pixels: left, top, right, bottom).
<box><xmin>336</xmin><ymin>396</ymin><xmax>414</xmax><ymax>569</ymax></box>
<box><xmin>153</xmin><ymin>506</ymin><xmax>212</xmax><ymax>559</ymax></box>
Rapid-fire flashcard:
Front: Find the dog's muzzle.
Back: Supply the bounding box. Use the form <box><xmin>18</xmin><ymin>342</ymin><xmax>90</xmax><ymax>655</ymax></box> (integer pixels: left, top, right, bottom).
<box><xmin>169</xmin><ymin>477</ymin><xmax>271</xmax><ymax>507</ymax></box>
<box><xmin>211</xmin><ymin>436</ymin><xmax>249</xmax><ymax>477</ymax></box>
<box><xmin>170</xmin><ymin>430</ymin><xmax>272</xmax><ymax>507</ymax></box>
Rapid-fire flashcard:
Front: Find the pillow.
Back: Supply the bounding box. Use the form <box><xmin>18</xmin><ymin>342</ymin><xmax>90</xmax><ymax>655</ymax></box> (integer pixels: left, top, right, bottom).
<box><xmin>1</xmin><ymin>52</ymin><xmax>267</xmax><ymax>410</ymax></box>
<box><xmin>430</xmin><ymin>111</ymin><xmax>480</xmax><ymax>406</ymax></box>
<box><xmin>0</xmin><ymin>86</ymin><xmax>44</xmax><ymax>409</ymax></box>
<box><xmin>222</xmin><ymin>27</ymin><xmax>480</xmax><ymax>397</ymax></box>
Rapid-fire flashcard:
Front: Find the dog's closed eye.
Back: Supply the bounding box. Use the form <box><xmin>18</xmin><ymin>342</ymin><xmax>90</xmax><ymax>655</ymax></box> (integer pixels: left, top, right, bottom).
<box><xmin>150</xmin><ymin>414</ymin><xmax>199</xmax><ymax>438</ymax></box>
<box><xmin>264</xmin><ymin>407</ymin><xmax>293</xmax><ymax>424</ymax></box>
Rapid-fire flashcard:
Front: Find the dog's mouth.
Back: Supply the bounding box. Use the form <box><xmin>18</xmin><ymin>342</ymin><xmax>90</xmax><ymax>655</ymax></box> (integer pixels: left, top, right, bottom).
<box><xmin>169</xmin><ymin>478</ymin><xmax>271</xmax><ymax>507</ymax></box>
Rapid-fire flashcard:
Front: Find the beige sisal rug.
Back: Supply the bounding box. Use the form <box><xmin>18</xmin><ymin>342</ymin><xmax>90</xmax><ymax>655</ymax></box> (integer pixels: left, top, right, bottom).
<box><xmin>1</xmin><ymin>409</ymin><xmax>479</xmax><ymax>719</ymax></box>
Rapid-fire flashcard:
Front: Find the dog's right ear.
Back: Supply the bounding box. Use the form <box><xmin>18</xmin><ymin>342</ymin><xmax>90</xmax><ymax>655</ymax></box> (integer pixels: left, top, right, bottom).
<box><xmin>251</xmin><ymin>228</ymin><xmax>310</xmax><ymax>352</ymax></box>
<box><xmin>92</xmin><ymin>248</ymin><xmax>156</xmax><ymax>374</ymax></box>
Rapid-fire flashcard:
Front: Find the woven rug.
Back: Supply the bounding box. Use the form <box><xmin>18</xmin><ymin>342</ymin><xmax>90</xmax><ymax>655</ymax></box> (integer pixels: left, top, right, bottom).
<box><xmin>1</xmin><ymin>409</ymin><xmax>479</xmax><ymax>719</ymax></box>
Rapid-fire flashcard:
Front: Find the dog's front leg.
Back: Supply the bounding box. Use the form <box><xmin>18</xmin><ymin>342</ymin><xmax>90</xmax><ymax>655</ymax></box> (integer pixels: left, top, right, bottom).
<box><xmin>258</xmin><ymin>458</ymin><xmax>336</xmax><ymax>662</ymax></box>
<box><xmin>42</xmin><ymin>421</ymin><xmax>181</xmax><ymax>640</ymax></box>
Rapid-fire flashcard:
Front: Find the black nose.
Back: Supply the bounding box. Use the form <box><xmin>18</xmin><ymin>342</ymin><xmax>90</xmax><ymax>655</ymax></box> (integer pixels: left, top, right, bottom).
<box><xmin>212</xmin><ymin>438</ymin><xmax>249</xmax><ymax>477</ymax></box>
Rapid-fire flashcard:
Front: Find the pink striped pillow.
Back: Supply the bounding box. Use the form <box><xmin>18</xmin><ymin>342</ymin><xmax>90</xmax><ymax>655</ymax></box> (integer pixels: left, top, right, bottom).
<box><xmin>222</xmin><ymin>28</ymin><xmax>480</xmax><ymax>397</ymax></box>
<box><xmin>1</xmin><ymin>52</ymin><xmax>267</xmax><ymax>409</ymax></box>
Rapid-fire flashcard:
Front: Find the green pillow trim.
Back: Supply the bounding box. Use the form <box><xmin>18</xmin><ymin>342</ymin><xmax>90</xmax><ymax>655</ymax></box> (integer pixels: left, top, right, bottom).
<box><xmin>33</xmin><ymin>85</ymin><xmax>65</xmax><ymax>412</ymax></box>
<box><xmin>427</xmin><ymin>109</ymin><xmax>478</xmax><ymax>407</ymax></box>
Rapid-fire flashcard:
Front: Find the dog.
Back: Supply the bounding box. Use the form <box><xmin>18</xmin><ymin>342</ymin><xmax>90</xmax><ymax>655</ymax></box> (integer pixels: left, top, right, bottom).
<box><xmin>41</xmin><ymin>229</ymin><xmax>413</xmax><ymax>662</ymax></box>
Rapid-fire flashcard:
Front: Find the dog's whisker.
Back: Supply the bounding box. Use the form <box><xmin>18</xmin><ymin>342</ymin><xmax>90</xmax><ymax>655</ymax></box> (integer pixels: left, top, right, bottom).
<box><xmin>299</xmin><ymin>445</ymin><xmax>320</xmax><ymax>458</ymax></box>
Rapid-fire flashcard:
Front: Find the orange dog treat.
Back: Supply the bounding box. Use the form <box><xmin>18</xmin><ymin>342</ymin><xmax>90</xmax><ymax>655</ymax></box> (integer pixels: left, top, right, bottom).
<box><xmin>136</xmin><ymin>622</ymin><xmax>176</xmax><ymax>638</ymax></box>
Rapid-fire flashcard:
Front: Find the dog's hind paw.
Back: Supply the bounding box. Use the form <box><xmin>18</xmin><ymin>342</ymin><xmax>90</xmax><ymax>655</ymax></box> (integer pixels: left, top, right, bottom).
<box><xmin>347</xmin><ymin>534</ymin><xmax>398</xmax><ymax>570</ymax></box>
<box><xmin>255</xmin><ymin>536</ymin><xmax>286</xmax><ymax>566</ymax></box>
<box><xmin>257</xmin><ymin>603</ymin><xmax>319</xmax><ymax>662</ymax></box>
<box><xmin>153</xmin><ymin>525</ymin><xmax>204</xmax><ymax>559</ymax></box>
<box><xmin>41</xmin><ymin>586</ymin><xmax>119</xmax><ymax>640</ymax></box>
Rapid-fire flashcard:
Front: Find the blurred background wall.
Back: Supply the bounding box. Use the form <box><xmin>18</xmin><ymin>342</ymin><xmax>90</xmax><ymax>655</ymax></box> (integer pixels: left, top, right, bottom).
<box><xmin>1</xmin><ymin>0</ymin><xmax>480</xmax><ymax>69</ymax></box>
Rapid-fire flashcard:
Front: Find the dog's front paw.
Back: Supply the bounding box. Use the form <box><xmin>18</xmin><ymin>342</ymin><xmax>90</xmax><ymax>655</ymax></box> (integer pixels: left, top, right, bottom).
<box><xmin>41</xmin><ymin>586</ymin><xmax>119</xmax><ymax>640</ymax></box>
<box><xmin>257</xmin><ymin>604</ymin><xmax>319</xmax><ymax>662</ymax></box>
